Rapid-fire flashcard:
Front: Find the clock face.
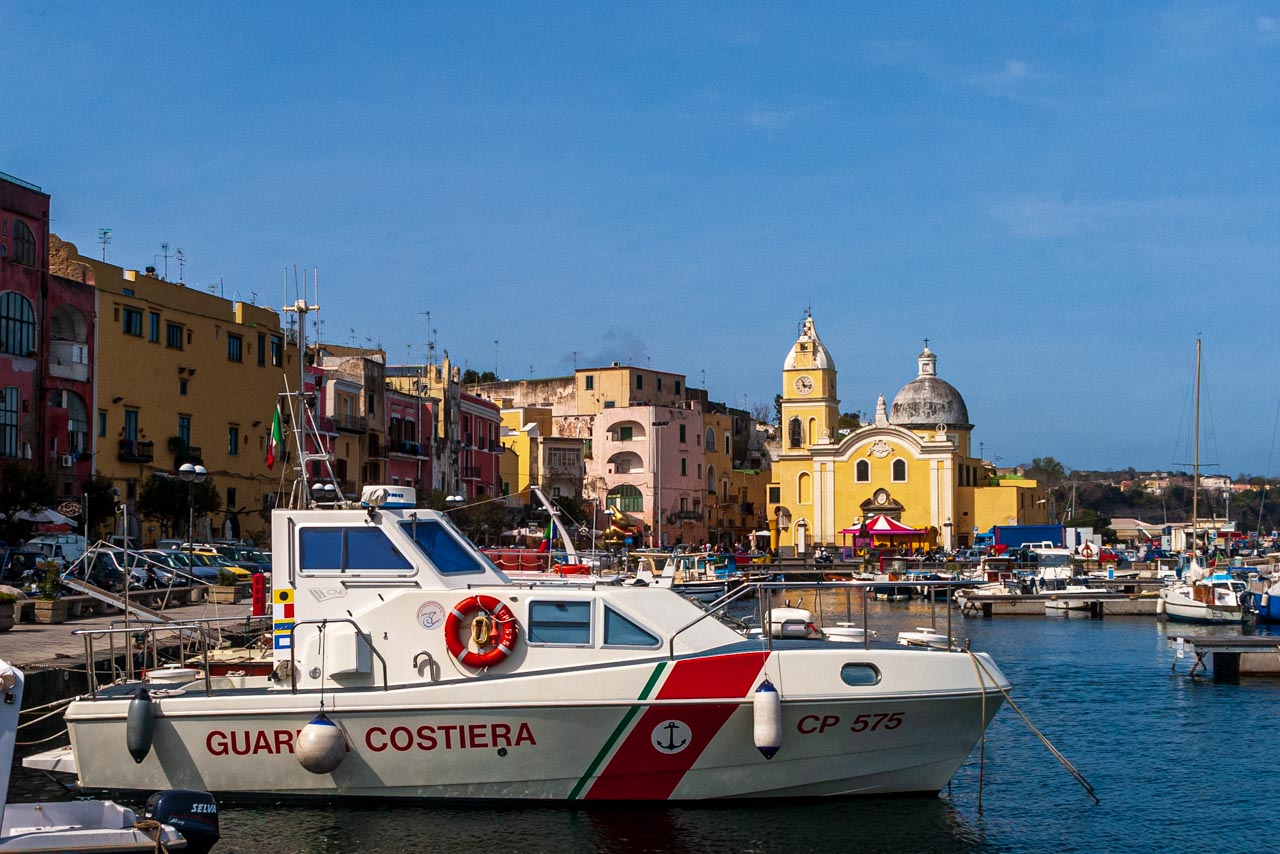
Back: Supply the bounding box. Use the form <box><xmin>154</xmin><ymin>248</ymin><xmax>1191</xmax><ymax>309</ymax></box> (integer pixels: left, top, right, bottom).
<box><xmin>794</xmin><ymin>375</ymin><xmax>814</xmax><ymax>395</ymax></box>
<box><xmin>874</xmin><ymin>489</ymin><xmax>888</xmax><ymax>505</ymax></box>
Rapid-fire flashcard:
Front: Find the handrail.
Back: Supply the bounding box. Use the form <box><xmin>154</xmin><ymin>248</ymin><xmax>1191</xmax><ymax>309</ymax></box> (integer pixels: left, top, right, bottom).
<box><xmin>667</xmin><ymin>581</ymin><xmax>759</xmax><ymax>658</ymax></box>
<box><xmin>287</xmin><ymin>618</ymin><xmax>390</xmax><ymax>693</ymax></box>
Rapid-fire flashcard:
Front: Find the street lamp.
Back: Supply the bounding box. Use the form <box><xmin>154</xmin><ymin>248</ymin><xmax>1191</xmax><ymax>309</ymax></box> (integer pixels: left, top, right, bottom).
<box><xmin>178</xmin><ymin>463</ymin><xmax>207</xmax><ymax>567</ymax></box>
<box><xmin>446</xmin><ymin>494</ymin><xmax>466</xmax><ymax>508</ymax></box>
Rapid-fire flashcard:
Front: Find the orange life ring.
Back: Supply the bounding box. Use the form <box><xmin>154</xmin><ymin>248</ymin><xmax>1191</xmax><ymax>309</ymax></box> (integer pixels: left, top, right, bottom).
<box><xmin>444</xmin><ymin>595</ymin><xmax>518</xmax><ymax>668</ymax></box>
<box><xmin>1081</xmin><ymin>545</ymin><xmax>1093</xmax><ymax>559</ymax></box>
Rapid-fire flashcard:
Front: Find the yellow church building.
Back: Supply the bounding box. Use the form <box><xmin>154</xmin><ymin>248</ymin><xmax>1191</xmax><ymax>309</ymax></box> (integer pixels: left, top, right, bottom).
<box><xmin>767</xmin><ymin>316</ymin><xmax>1047</xmax><ymax>554</ymax></box>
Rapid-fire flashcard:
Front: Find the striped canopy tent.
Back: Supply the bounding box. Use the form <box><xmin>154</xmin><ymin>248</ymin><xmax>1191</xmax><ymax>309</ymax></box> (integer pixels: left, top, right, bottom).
<box><xmin>839</xmin><ymin>514</ymin><xmax>928</xmax><ymax>550</ymax></box>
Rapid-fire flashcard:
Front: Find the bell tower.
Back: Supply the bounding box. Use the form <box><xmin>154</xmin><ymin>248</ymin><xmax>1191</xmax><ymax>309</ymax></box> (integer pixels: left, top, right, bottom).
<box><xmin>780</xmin><ymin>314</ymin><xmax>840</xmax><ymax>452</ymax></box>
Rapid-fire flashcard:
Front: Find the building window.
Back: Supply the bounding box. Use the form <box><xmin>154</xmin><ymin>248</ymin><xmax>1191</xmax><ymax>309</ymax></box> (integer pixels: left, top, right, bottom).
<box><xmin>166</xmin><ymin>323</ymin><xmax>184</xmax><ymax>349</ymax></box>
<box><xmin>148</xmin><ymin>312</ymin><xmax>160</xmax><ymax>343</ymax></box>
<box><xmin>705</xmin><ymin>428</ymin><xmax>715</xmax><ymax>452</ymax></box>
<box><xmin>228</xmin><ymin>425</ymin><xmax>240</xmax><ymax>455</ymax></box>
<box><xmin>603</xmin><ymin>400</ymin><xmax>615</xmax><ymax>409</ymax></box>
<box><xmin>179</xmin><ymin>379</ymin><xmax>188</xmax><ymax>396</ymax></box>
<box><xmin>123</xmin><ymin>409</ymin><xmax>139</xmax><ymax>442</ymax></box>
<box><xmin>61</xmin><ymin>391</ymin><xmax>88</xmax><ymax>454</ymax></box>
<box><xmin>788</xmin><ymin>418</ymin><xmax>802</xmax><ymax>448</ymax></box>
<box><xmin>617</xmin><ymin>425</ymin><xmax>633</xmax><ymax>442</ymax></box>
<box><xmin>0</xmin><ymin>292</ymin><xmax>36</xmax><ymax>356</ymax></box>
<box><xmin>227</xmin><ymin>334</ymin><xmax>243</xmax><ymax>362</ymax></box>
<box><xmin>122</xmin><ymin>306</ymin><xmax>143</xmax><ymax>337</ymax></box>
<box><xmin>679</xmin><ymin>424</ymin><xmax>686</xmax><ymax>443</ymax></box>
<box><xmin>12</xmin><ymin>221</ymin><xmax>36</xmax><ymax>267</ymax></box>
<box><xmin>98</xmin><ymin>410</ymin><xmax>107</xmax><ymax>438</ymax></box>
<box><xmin>178</xmin><ymin>415</ymin><xmax>191</xmax><ymax>446</ymax></box>
<box><xmin>607</xmin><ymin>483</ymin><xmax>643</xmax><ymax>513</ymax></box>
<box><xmin>584</xmin><ymin>375</ymin><xmax>594</xmax><ymax>390</ymax></box>
<box><xmin>227</xmin><ymin>487</ymin><xmax>236</xmax><ymax>509</ymax></box>
<box><xmin>0</xmin><ymin>387</ymin><xmax>18</xmax><ymax>457</ymax></box>
<box><xmin>271</xmin><ymin>335</ymin><xmax>283</xmax><ymax>367</ymax></box>
<box><xmin>257</xmin><ymin>333</ymin><xmax>266</xmax><ymax>367</ymax></box>
<box><xmin>635</xmin><ymin>374</ymin><xmax>644</xmax><ymax>390</ymax></box>
<box><xmin>674</xmin><ymin>380</ymin><xmax>681</xmax><ymax>394</ymax></box>
<box><xmin>892</xmin><ymin>459</ymin><xmax>907</xmax><ymax>482</ymax></box>
<box><xmin>855</xmin><ymin>460</ymin><xmax>870</xmax><ymax>482</ymax></box>
<box><xmin>681</xmin><ymin>457</ymin><xmax>687</xmax><ymax>476</ymax></box>
<box><xmin>657</xmin><ymin>377</ymin><xmax>663</xmax><ymax>392</ymax></box>
<box><xmin>768</xmin><ymin>486</ymin><xmax>780</xmax><ymax>504</ymax></box>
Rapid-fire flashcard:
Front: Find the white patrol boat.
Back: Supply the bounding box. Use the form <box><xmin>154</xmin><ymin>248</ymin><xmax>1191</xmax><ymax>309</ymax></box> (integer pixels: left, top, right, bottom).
<box><xmin>28</xmin><ymin>300</ymin><xmax>1009</xmax><ymax>802</ymax></box>
<box><xmin>29</xmin><ymin>485</ymin><xmax>1009</xmax><ymax>802</ymax></box>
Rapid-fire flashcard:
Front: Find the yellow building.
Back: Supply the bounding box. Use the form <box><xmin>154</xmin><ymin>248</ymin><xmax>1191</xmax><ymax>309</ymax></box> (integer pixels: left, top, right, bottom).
<box><xmin>498</xmin><ymin>404</ymin><xmax>586</xmax><ymax>511</ymax></box>
<box><xmin>53</xmin><ymin>236</ymin><xmax>297</xmax><ymax>545</ymax></box>
<box><xmin>768</xmin><ymin>316</ymin><xmax>1046</xmax><ymax>554</ymax></box>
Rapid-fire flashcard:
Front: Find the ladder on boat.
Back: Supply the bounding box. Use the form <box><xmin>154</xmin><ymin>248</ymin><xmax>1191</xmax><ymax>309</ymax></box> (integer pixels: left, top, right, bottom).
<box><xmin>59</xmin><ymin>576</ymin><xmax>169</xmax><ymax>624</ymax></box>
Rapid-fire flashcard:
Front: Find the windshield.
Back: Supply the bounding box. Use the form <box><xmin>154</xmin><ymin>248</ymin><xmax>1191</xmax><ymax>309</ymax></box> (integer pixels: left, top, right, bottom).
<box><xmin>399</xmin><ymin>515</ymin><xmax>496</xmax><ymax>575</ymax></box>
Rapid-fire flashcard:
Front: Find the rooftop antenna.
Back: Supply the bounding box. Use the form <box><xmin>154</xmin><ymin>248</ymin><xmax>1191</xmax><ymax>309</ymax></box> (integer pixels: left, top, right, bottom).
<box><xmin>157</xmin><ymin>242</ymin><xmax>171</xmax><ymax>280</ymax></box>
<box><xmin>529</xmin><ymin>364</ymin><xmax>534</xmax><ymax>380</ymax></box>
<box><xmin>175</xmin><ymin>248</ymin><xmax>186</xmax><ymax>282</ymax></box>
<box><xmin>493</xmin><ymin>339</ymin><xmax>499</xmax><ymax>377</ymax></box>
<box><xmin>349</xmin><ymin>328</ymin><xmax>357</xmax><ymax>346</ymax></box>
<box><xmin>572</xmin><ymin>350</ymin><xmax>578</xmax><ymax>370</ymax></box>
<box><xmin>97</xmin><ymin>228</ymin><xmax>112</xmax><ymax>261</ymax></box>
<box><xmin>700</xmin><ymin>368</ymin><xmax>706</xmax><ymax>388</ymax></box>
<box><xmin>250</xmin><ymin>291</ymin><xmax>259</xmax><ymax>305</ymax></box>
<box><xmin>313</xmin><ymin>268</ymin><xmax>320</xmax><ymax>348</ymax></box>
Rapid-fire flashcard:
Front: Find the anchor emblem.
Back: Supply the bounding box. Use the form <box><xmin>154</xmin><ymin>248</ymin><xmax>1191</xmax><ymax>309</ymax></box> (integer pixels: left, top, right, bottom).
<box><xmin>651</xmin><ymin>719</ymin><xmax>691</xmax><ymax>754</ymax></box>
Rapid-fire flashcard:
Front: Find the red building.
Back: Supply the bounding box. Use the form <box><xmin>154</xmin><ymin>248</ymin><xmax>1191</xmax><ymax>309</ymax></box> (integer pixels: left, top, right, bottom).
<box><xmin>459</xmin><ymin>392</ymin><xmax>502</xmax><ymax>500</ymax></box>
<box><xmin>0</xmin><ymin>172</ymin><xmax>95</xmax><ymax>499</ymax></box>
<box><xmin>385</xmin><ymin>386</ymin><xmax>433</xmax><ymax>493</ymax></box>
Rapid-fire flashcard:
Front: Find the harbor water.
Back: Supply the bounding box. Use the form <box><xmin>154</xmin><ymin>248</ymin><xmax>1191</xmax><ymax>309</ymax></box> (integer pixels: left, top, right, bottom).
<box><xmin>9</xmin><ymin>598</ymin><xmax>1277</xmax><ymax>853</ymax></box>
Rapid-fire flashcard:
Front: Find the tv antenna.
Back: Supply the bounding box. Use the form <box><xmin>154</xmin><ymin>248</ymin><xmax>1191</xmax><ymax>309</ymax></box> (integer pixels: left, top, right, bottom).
<box><xmin>97</xmin><ymin>228</ymin><xmax>112</xmax><ymax>261</ymax></box>
<box><xmin>175</xmin><ymin>248</ymin><xmax>186</xmax><ymax>282</ymax></box>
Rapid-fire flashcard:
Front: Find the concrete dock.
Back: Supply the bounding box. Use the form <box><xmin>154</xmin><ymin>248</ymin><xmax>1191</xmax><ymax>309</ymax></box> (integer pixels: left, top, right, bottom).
<box><xmin>1168</xmin><ymin>635</ymin><xmax>1280</xmax><ymax>680</ymax></box>
<box><xmin>960</xmin><ymin>591</ymin><xmax>1161</xmax><ymax>618</ymax></box>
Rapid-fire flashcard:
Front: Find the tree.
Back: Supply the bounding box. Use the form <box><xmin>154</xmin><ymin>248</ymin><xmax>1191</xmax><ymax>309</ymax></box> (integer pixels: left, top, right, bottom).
<box><xmin>81</xmin><ymin>475</ymin><xmax>119</xmax><ymax>541</ymax></box>
<box><xmin>750</xmin><ymin>401</ymin><xmax>774</xmax><ymax>425</ymax></box>
<box><xmin>0</xmin><ymin>463</ymin><xmax>55</xmax><ymax>543</ymax></box>
<box><xmin>451</xmin><ymin>499</ymin><xmax>509</xmax><ymax>546</ymax></box>
<box><xmin>461</xmin><ymin>369</ymin><xmax>498</xmax><ymax>385</ymax></box>
<box><xmin>136</xmin><ymin>473</ymin><xmax>222</xmax><ymax>540</ymax></box>
<box><xmin>838</xmin><ymin>412</ymin><xmax>861</xmax><ymax>434</ymax></box>
<box><xmin>1026</xmin><ymin>457</ymin><xmax>1067</xmax><ymax>486</ymax></box>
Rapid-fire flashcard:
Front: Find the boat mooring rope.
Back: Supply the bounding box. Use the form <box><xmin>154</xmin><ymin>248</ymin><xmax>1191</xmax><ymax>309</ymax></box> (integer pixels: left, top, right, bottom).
<box><xmin>15</xmin><ymin>727</ymin><xmax>68</xmax><ymax>747</ymax></box>
<box><xmin>134</xmin><ymin>818</ymin><xmax>171</xmax><ymax>853</ymax></box>
<box><xmin>965</xmin><ymin>649</ymin><xmax>1100</xmax><ymax>805</ymax></box>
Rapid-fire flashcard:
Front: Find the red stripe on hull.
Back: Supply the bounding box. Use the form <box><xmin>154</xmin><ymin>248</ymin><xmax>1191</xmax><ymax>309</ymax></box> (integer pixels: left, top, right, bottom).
<box><xmin>584</xmin><ymin>651</ymin><xmax>768</xmax><ymax>800</ymax></box>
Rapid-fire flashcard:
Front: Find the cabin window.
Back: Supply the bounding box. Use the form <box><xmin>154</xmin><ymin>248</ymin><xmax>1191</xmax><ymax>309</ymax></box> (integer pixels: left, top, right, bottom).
<box><xmin>603</xmin><ymin>606</ymin><xmax>659</xmax><ymax>647</ymax></box>
<box><xmin>299</xmin><ymin>526</ymin><xmax>413</xmax><ymax>574</ymax></box>
<box><xmin>399</xmin><ymin>518</ymin><xmax>487</xmax><ymax>575</ymax></box>
<box><xmin>528</xmin><ymin>601</ymin><xmax>592</xmax><ymax>645</ymax></box>
<box><xmin>839</xmin><ymin>663</ymin><xmax>882</xmax><ymax>686</ymax></box>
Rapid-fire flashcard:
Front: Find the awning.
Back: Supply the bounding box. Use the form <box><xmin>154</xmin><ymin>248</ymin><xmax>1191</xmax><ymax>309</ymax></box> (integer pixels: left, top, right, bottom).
<box><xmin>839</xmin><ymin>514</ymin><xmax>925</xmax><ymax>536</ymax></box>
<box><xmin>14</xmin><ymin>508</ymin><xmax>77</xmax><ymax>527</ymax></box>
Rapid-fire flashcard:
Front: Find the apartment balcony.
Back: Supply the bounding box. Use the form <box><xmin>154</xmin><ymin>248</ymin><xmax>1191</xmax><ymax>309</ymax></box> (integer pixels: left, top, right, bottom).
<box><xmin>462</xmin><ymin>466</ymin><xmax>482</xmax><ymax>481</ymax></box>
<box><xmin>334</xmin><ymin>414</ymin><xmax>368</xmax><ymax>433</ymax></box>
<box><xmin>389</xmin><ymin>440</ymin><xmax>426</xmax><ymax>457</ymax></box>
<box><xmin>118</xmin><ymin>440</ymin><xmax>155</xmax><ymax>463</ymax></box>
<box><xmin>175</xmin><ymin>445</ymin><xmax>204</xmax><ymax>466</ymax></box>
<box><xmin>367</xmin><ymin>438</ymin><xmax>387</xmax><ymax>460</ymax></box>
<box><xmin>48</xmin><ymin>340</ymin><xmax>90</xmax><ymax>382</ymax></box>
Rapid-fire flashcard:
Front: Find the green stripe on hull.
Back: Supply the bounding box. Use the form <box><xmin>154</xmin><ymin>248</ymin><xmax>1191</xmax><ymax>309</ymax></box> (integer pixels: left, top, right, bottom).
<box><xmin>567</xmin><ymin>661</ymin><xmax>667</xmax><ymax>800</ymax></box>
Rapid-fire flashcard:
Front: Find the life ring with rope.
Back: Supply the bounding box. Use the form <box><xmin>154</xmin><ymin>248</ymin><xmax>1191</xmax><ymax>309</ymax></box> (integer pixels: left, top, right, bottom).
<box><xmin>1080</xmin><ymin>544</ymin><xmax>1093</xmax><ymax>559</ymax></box>
<box><xmin>444</xmin><ymin>595</ymin><xmax>519</xmax><ymax>668</ymax></box>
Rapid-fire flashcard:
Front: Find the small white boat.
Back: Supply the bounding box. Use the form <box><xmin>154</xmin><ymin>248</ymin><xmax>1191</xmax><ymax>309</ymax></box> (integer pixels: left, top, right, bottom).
<box><xmin>0</xmin><ymin>659</ymin><xmax>220</xmax><ymax>853</ymax></box>
<box><xmin>897</xmin><ymin>627</ymin><xmax>952</xmax><ymax>650</ymax></box>
<box><xmin>822</xmin><ymin>623</ymin><xmax>877</xmax><ymax>643</ymax></box>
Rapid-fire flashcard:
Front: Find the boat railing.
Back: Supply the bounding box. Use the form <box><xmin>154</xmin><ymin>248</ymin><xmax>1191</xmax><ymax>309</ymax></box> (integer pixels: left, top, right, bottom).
<box><xmin>668</xmin><ymin>578</ymin><xmax>969</xmax><ymax>659</ymax></box>
<box><xmin>286</xmin><ymin>618</ymin><xmax>390</xmax><ymax>693</ymax></box>
<box><xmin>73</xmin><ymin>613</ymin><xmax>274</xmax><ymax>698</ymax></box>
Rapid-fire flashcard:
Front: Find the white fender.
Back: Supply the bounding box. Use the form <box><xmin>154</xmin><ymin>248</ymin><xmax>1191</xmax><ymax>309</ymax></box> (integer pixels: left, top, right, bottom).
<box><xmin>753</xmin><ymin>679</ymin><xmax>782</xmax><ymax>760</ymax></box>
<box><xmin>1156</xmin><ymin>597</ymin><xmax>1166</xmax><ymax>616</ymax></box>
<box><xmin>297</xmin><ymin>712</ymin><xmax>346</xmax><ymax>774</ymax></box>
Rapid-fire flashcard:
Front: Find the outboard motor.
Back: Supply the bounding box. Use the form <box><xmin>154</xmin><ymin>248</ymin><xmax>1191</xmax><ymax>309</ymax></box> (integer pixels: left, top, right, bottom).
<box><xmin>145</xmin><ymin>789</ymin><xmax>220</xmax><ymax>854</ymax></box>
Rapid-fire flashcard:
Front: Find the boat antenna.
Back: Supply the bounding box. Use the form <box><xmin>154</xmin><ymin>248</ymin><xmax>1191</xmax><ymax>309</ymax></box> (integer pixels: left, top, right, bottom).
<box><xmin>1192</xmin><ymin>338</ymin><xmax>1201</xmax><ymax>570</ymax></box>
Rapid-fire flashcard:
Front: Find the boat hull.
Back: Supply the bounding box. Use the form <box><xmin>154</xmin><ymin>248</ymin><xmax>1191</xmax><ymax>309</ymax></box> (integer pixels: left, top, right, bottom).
<box><xmin>1159</xmin><ymin>589</ymin><xmax>1247</xmax><ymax>624</ymax></box>
<box><xmin>64</xmin><ymin>650</ymin><xmax>1005</xmax><ymax>802</ymax></box>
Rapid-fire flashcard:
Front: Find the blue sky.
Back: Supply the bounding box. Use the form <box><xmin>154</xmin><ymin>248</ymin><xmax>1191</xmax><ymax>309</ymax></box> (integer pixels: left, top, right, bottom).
<box><xmin>7</xmin><ymin>3</ymin><xmax>1279</xmax><ymax>476</ymax></box>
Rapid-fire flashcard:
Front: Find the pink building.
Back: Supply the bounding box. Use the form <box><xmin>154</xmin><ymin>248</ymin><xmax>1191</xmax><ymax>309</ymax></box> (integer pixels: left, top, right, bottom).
<box><xmin>459</xmin><ymin>392</ymin><xmax>501</xmax><ymax>500</ymax></box>
<box><xmin>0</xmin><ymin>171</ymin><xmax>95</xmax><ymax>499</ymax></box>
<box><xmin>386</xmin><ymin>387</ymin><xmax>432</xmax><ymax>492</ymax></box>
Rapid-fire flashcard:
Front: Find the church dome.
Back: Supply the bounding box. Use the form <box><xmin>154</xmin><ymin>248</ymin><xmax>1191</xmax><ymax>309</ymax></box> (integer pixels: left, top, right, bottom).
<box><xmin>889</xmin><ymin>346</ymin><xmax>971</xmax><ymax>430</ymax></box>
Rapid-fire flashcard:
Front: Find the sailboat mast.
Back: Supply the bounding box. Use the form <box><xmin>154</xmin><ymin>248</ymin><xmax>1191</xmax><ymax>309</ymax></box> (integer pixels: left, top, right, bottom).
<box><xmin>1192</xmin><ymin>338</ymin><xmax>1201</xmax><ymax>557</ymax></box>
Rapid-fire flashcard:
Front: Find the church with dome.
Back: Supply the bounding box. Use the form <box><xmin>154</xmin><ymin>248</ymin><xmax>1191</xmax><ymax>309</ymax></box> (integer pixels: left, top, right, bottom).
<box><xmin>766</xmin><ymin>315</ymin><xmax>1048</xmax><ymax>554</ymax></box>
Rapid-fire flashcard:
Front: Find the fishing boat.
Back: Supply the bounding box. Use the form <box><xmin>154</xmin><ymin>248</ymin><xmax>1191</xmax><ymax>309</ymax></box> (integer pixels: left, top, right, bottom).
<box><xmin>24</xmin><ymin>301</ymin><xmax>1010</xmax><ymax>803</ymax></box>
<box><xmin>0</xmin><ymin>659</ymin><xmax>220</xmax><ymax>853</ymax></box>
<box><xmin>1245</xmin><ymin>579</ymin><xmax>1280</xmax><ymax>624</ymax></box>
<box><xmin>1158</xmin><ymin>340</ymin><xmax>1247</xmax><ymax>624</ymax></box>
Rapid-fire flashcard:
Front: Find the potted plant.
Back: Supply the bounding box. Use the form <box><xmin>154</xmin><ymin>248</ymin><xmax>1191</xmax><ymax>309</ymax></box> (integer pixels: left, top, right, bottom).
<box><xmin>32</xmin><ymin>561</ymin><xmax>68</xmax><ymax>624</ymax></box>
<box><xmin>0</xmin><ymin>591</ymin><xmax>16</xmax><ymax>632</ymax></box>
<box><xmin>209</xmin><ymin>568</ymin><xmax>244</xmax><ymax>604</ymax></box>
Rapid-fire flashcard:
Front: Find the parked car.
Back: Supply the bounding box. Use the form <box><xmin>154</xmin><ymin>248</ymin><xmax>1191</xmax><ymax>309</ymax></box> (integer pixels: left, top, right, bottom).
<box><xmin>1</xmin><ymin>548</ymin><xmax>46</xmax><ymax>587</ymax></box>
<box><xmin>76</xmin><ymin>548</ymin><xmax>141</xmax><ymax>593</ymax></box>
<box><xmin>142</xmin><ymin>549</ymin><xmax>220</xmax><ymax>584</ymax></box>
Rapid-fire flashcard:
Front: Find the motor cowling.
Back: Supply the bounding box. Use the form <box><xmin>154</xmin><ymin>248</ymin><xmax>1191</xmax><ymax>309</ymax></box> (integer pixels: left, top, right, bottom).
<box><xmin>145</xmin><ymin>789</ymin><xmax>220</xmax><ymax>854</ymax></box>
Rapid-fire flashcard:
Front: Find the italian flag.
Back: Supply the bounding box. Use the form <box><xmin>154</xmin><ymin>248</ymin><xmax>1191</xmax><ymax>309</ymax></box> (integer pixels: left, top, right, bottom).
<box><xmin>266</xmin><ymin>404</ymin><xmax>285</xmax><ymax>469</ymax></box>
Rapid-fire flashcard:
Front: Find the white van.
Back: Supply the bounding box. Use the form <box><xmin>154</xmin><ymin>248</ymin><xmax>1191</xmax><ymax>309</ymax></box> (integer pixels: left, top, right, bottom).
<box><xmin>25</xmin><ymin>534</ymin><xmax>87</xmax><ymax>568</ymax></box>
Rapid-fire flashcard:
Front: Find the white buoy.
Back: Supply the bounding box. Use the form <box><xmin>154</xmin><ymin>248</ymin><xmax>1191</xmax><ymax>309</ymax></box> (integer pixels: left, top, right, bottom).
<box><xmin>296</xmin><ymin>712</ymin><xmax>346</xmax><ymax>774</ymax></box>
<box><xmin>1156</xmin><ymin>597</ymin><xmax>1166</xmax><ymax>616</ymax></box>
<box><xmin>126</xmin><ymin>686</ymin><xmax>155</xmax><ymax>764</ymax></box>
<box><xmin>753</xmin><ymin>679</ymin><xmax>782</xmax><ymax>760</ymax></box>
<box><xmin>1262</xmin><ymin>593</ymin><xmax>1271</xmax><ymax>609</ymax></box>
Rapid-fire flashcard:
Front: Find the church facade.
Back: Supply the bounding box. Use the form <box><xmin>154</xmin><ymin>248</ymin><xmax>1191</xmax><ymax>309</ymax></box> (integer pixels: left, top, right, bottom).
<box><xmin>767</xmin><ymin>317</ymin><xmax>1048</xmax><ymax>554</ymax></box>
